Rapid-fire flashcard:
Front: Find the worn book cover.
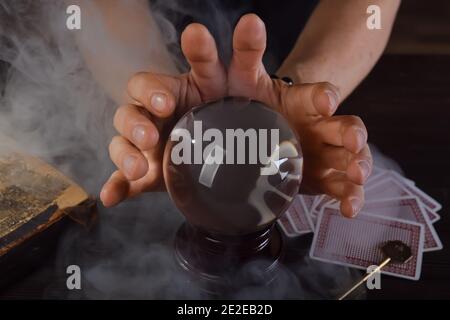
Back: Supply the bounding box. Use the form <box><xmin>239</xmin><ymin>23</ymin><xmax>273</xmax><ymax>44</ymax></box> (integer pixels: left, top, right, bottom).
<box><xmin>0</xmin><ymin>149</ymin><xmax>95</xmax><ymax>287</ymax></box>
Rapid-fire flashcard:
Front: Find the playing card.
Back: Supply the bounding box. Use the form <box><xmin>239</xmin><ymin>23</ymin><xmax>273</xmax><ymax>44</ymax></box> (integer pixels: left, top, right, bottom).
<box><xmin>363</xmin><ymin>196</ymin><xmax>443</xmax><ymax>252</ymax></box>
<box><xmin>278</xmin><ymin>211</ymin><xmax>299</xmax><ymax>238</ymax></box>
<box><xmin>426</xmin><ymin>208</ymin><xmax>440</xmax><ymax>223</ymax></box>
<box><xmin>404</xmin><ymin>177</ymin><xmax>416</xmax><ymax>186</ymax></box>
<box><xmin>367</xmin><ymin>168</ymin><xmax>414</xmax><ymax>187</ymax></box>
<box><xmin>310</xmin><ymin>195</ymin><xmax>322</xmax><ymax>214</ymax></box>
<box><xmin>300</xmin><ymin>195</ymin><xmax>320</xmax><ymax>227</ymax></box>
<box><xmin>367</xmin><ymin>166</ymin><xmax>385</xmax><ymax>184</ymax></box>
<box><xmin>300</xmin><ymin>195</ymin><xmax>316</xmax><ymax>212</ymax></box>
<box><xmin>286</xmin><ymin>196</ymin><xmax>314</xmax><ymax>234</ymax></box>
<box><xmin>308</xmin><ymin>166</ymin><xmax>395</xmax><ymax>218</ymax></box>
<box><xmin>310</xmin><ymin>207</ymin><xmax>424</xmax><ymax>280</ymax></box>
<box><xmin>402</xmin><ymin>182</ymin><xmax>442</xmax><ymax>212</ymax></box>
<box><xmin>311</xmin><ymin>195</ymin><xmax>336</xmax><ymax>218</ymax></box>
<box><xmin>366</xmin><ymin>173</ymin><xmax>442</xmax><ymax>214</ymax></box>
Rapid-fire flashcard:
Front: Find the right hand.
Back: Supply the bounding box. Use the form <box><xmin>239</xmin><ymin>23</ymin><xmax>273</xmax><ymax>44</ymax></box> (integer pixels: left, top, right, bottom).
<box><xmin>100</xmin><ymin>22</ymin><xmax>228</xmax><ymax>207</ymax></box>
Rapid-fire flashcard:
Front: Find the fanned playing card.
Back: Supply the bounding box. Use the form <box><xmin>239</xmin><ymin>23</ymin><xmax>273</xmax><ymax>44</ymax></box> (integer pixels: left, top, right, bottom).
<box><xmin>300</xmin><ymin>195</ymin><xmax>316</xmax><ymax>212</ymax></box>
<box><xmin>286</xmin><ymin>196</ymin><xmax>314</xmax><ymax>234</ymax></box>
<box><xmin>363</xmin><ymin>196</ymin><xmax>442</xmax><ymax>252</ymax></box>
<box><xmin>366</xmin><ymin>171</ymin><xmax>441</xmax><ymax>213</ymax></box>
<box><xmin>278</xmin><ymin>196</ymin><xmax>314</xmax><ymax>237</ymax></box>
<box><xmin>278</xmin><ymin>164</ymin><xmax>443</xmax><ymax>283</ymax></box>
<box><xmin>309</xmin><ymin>166</ymin><xmax>390</xmax><ymax>218</ymax></box>
<box><xmin>278</xmin><ymin>211</ymin><xmax>298</xmax><ymax>238</ymax></box>
<box><xmin>310</xmin><ymin>207</ymin><xmax>424</xmax><ymax>280</ymax></box>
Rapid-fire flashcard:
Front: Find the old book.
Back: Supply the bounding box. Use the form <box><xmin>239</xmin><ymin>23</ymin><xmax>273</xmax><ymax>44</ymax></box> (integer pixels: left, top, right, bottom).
<box><xmin>0</xmin><ymin>150</ymin><xmax>95</xmax><ymax>288</ymax></box>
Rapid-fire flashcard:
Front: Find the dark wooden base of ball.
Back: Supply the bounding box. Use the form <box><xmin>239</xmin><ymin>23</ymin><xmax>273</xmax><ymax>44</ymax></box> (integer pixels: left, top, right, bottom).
<box><xmin>174</xmin><ymin>222</ymin><xmax>284</xmax><ymax>297</ymax></box>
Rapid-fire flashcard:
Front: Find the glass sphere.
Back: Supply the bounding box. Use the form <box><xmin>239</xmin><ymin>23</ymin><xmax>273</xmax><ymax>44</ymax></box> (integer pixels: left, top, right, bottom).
<box><xmin>163</xmin><ymin>97</ymin><xmax>303</xmax><ymax>236</ymax></box>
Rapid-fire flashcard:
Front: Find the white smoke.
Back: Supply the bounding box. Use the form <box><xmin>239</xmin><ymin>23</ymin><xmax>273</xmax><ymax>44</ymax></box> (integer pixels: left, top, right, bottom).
<box><xmin>0</xmin><ymin>0</ymin><xmax>196</xmax><ymax>299</ymax></box>
<box><xmin>0</xmin><ymin>0</ymin><xmax>114</xmax><ymax>192</ymax></box>
<box><xmin>0</xmin><ymin>0</ymin><xmax>369</xmax><ymax>299</ymax></box>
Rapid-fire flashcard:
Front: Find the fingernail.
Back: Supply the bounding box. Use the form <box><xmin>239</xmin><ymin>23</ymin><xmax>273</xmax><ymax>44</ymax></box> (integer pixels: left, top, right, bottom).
<box><xmin>123</xmin><ymin>154</ymin><xmax>138</xmax><ymax>178</ymax></box>
<box><xmin>354</xmin><ymin>127</ymin><xmax>367</xmax><ymax>148</ymax></box>
<box><xmin>132</xmin><ymin>125</ymin><xmax>158</xmax><ymax>147</ymax></box>
<box><xmin>132</xmin><ymin>125</ymin><xmax>147</xmax><ymax>144</ymax></box>
<box><xmin>325</xmin><ymin>90</ymin><xmax>338</xmax><ymax>113</ymax></box>
<box><xmin>151</xmin><ymin>92</ymin><xmax>167</xmax><ymax>112</ymax></box>
<box><xmin>358</xmin><ymin>160</ymin><xmax>371</xmax><ymax>181</ymax></box>
<box><xmin>349</xmin><ymin>197</ymin><xmax>362</xmax><ymax>217</ymax></box>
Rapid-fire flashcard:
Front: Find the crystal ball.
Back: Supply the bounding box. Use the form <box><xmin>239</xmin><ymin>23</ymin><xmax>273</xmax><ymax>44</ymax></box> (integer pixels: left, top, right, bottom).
<box><xmin>163</xmin><ymin>97</ymin><xmax>303</xmax><ymax>236</ymax></box>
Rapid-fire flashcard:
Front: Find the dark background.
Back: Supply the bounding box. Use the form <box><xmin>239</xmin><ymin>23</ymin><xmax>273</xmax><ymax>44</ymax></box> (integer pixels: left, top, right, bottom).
<box><xmin>341</xmin><ymin>0</ymin><xmax>450</xmax><ymax>299</ymax></box>
<box><xmin>0</xmin><ymin>0</ymin><xmax>450</xmax><ymax>299</ymax></box>
<box><xmin>341</xmin><ymin>55</ymin><xmax>450</xmax><ymax>299</ymax></box>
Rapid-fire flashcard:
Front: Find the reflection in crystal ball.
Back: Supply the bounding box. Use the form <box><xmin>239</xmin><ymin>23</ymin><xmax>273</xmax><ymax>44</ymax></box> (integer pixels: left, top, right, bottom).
<box><xmin>163</xmin><ymin>97</ymin><xmax>303</xmax><ymax>236</ymax></box>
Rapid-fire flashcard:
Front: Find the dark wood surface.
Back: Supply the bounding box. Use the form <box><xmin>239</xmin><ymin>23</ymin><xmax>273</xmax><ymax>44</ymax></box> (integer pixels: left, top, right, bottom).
<box><xmin>0</xmin><ymin>54</ymin><xmax>449</xmax><ymax>299</ymax></box>
<box><xmin>339</xmin><ymin>55</ymin><xmax>450</xmax><ymax>299</ymax></box>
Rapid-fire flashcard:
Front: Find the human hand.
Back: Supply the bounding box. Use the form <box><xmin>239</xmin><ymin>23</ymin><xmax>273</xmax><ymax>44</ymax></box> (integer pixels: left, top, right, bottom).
<box><xmin>100</xmin><ymin>14</ymin><xmax>372</xmax><ymax>218</ymax></box>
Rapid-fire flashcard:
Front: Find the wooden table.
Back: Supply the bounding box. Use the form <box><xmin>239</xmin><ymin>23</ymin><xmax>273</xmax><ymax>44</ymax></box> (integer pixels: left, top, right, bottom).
<box><xmin>339</xmin><ymin>55</ymin><xmax>450</xmax><ymax>299</ymax></box>
<box><xmin>1</xmin><ymin>54</ymin><xmax>449</xmax><ymax>299</ymax></box>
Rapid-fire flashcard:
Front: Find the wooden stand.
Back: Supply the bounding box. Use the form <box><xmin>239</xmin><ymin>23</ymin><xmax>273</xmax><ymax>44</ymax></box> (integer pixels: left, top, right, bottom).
<box><xmin>174</xmin><ymin>222</ymin><xmax>284</xmax><ymax>296</ymax></box>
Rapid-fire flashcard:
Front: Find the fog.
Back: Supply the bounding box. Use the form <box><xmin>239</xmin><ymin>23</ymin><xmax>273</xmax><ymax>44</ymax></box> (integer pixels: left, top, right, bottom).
<box><xmin>0</xmin><ymin>0</ymin><xmax>394</xmax><ymax>299</ymax></box>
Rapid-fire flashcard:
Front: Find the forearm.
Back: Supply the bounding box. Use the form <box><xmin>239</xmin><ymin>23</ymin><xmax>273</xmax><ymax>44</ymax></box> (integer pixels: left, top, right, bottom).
<box><xmin>278</xmin><ymin>0</ymin><xmax>400</xmax><ymax>100</ymax></box>
<box><xmin>72</xmin><ymin>0</ymin><xmax>178</xmax><ymax>104</ymax></box>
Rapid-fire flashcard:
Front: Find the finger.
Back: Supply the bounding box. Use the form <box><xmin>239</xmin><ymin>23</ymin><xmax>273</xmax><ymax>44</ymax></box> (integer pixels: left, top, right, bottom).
<box><xmin>113</xmin><ymin>104</ymin><xmax>159</xmax><ymax>151</ymax></box>
<box><xmin>283</xmin><ymin>82</ymin><xmax>341</xmax><ymax>120</ymax></box>
<box><xmin>100</xmin><ymin>150</ymin><xmax>163</xmax><ymax>207</ymax></box>
<box><xmin>100</xmin><ymin>170</ymin><xmax>130</xmax><ymax>207</ymax></box>
<box><xmin>109</xmin><ymin>136</ymin><xmax>148</xmax><ymax>181</ymax></box>
<box><xmin>126</xmin><ymin>165</ymin><xmax>163</xmax><ymax>197</ymax></box>
<box><xmin>127</xmin><ymin>72</ymin><xmax>177</xmax><ymax>118</ymax></box>
<box><xmin>121</xmin><ymin>148</ymin><xmax>164</xmax><ymax>197</ymax></box>
<box><xmin>318</xmin><ymin>145</ymin><xmax>372</xmax><ymax>184</ymax></box>
<box><xmin>181</xmin><ymin>23</ymin><xmax>227</xmax><ymax>100</ymax></box>
<box><xmin>346</xmin><ymin>145</ymin><xmax>373</xmax><ymax>185</ymax></box>
<box><xmin>313</xmin><ymin>115</ymin><xmax>368</xmax><ymax>153</ymax></box>
<box><xmin>319</xmin><ymin>170</ymin><xmax>365</xmax><ymax>218</ymax></box>
<box><xmin>316</xmin><ymin>146</ymin><xmax>352</xmax><ymax>172</ymax></box>
<box><xmin>228</xmin><ymin>13</ymin><xmax>267</xmax><ymax>97</ymax></box>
